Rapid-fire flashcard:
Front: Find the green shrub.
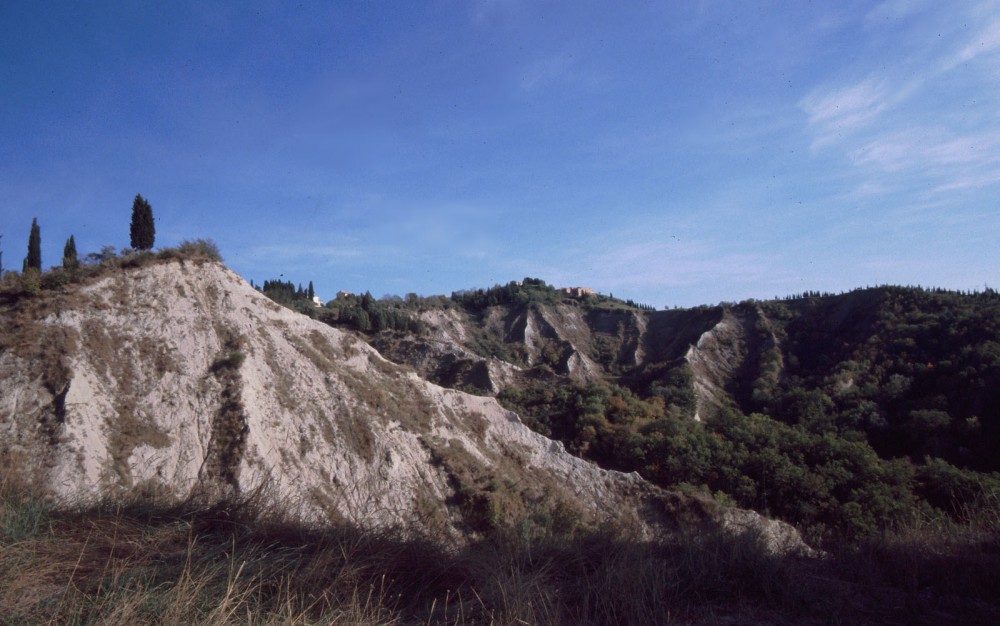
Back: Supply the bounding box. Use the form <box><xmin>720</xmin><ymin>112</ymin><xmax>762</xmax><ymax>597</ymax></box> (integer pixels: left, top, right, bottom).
<box><xmin>176</xmin><ymin>238</ymin><xmax>222</xmax><ymax>261</ymax></box>
<box><xmin>19</xmin><ymin>268</ymin><xmax>41</xmax><ymax>295</ymax></box>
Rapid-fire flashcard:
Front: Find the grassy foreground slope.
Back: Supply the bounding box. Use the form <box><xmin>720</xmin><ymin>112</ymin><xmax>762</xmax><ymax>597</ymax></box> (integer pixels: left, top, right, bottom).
<box><xmin>3</xmin><ymin>479</ymin><xmax>1000</xmax><ymax>625</ymax></box>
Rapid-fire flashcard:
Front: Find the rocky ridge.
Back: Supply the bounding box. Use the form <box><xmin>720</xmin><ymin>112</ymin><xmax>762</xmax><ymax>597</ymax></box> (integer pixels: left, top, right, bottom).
<box><xmin>373</xmin><ymin>297</ymin><xmax>800</xmax><ymax>428</ymax></box>
<box><xmin>0</xmin><ymin>259</ymin><xmax>805</xmax><ymax>551</ymax></box>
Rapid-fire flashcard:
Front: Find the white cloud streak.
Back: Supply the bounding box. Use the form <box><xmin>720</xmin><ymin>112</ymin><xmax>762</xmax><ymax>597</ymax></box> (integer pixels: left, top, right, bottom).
<box><xmin>799</xmin><ymin>77</ymin><xmax>918</xmax><ymax>148</ymax></box>
<box><xmin>470</xmin><ymin>0</ymin><xmax>519</xmax><ymax>25</ymax></box>
<box><xmin>801</xmin><ymin>5</ymin><xmax>1000</xmax><ymax>195</ymax></box>
<box><xmin>519</xmin><ymin>53</ymin><xmax>575</xmax><ymax>92</ymax></box>
<box><xmin>946</xmin><ymin>18</ymin><xmax>1000</xmax><ymax>68</ymax></box>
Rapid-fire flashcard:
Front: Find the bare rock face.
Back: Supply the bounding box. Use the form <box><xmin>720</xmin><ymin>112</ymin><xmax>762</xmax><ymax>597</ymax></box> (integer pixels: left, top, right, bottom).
<box><xmin>683</xmin><ymin>305</ymin><xmax>786</xmax><ymax>422</ymax></box>
<box><xmin>685</xmin><ymin>310</ymin><xmax>750</xmax><ymax>421</ymax></box>
<box><xmin>392</xmin><ymin>303</ymin><xmax>624</xmax><ymax>392</ymax></box>
<box><xmin>0</xmin><ymin>260</ymin><xmax>809</xmax><ymax>553</ymax></box>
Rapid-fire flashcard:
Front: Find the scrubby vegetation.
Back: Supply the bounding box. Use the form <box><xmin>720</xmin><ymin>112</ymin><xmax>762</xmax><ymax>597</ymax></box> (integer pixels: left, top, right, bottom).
<box><xmin>0</xmin><ymin>238</ymin><xmax>222</xmax><ymax>300</ymax></box>
<box><xmin>451</xmin><ymin>278</ymin><xmax>567</xmax><ymax>311</ymax></box>
<box><xmin>3</xmin><ymin>478</ymin><xmax>998</xmax><ymax>624</ymax></box>
<box><xmin>450</xmin><ymin>277</ymin><xmax>655</xmax><ymax>313</ymax></box>
<box><xmin>257</xmin><ymin>280</ymin><xmax>428</xmax><ymax>334</ymax></box>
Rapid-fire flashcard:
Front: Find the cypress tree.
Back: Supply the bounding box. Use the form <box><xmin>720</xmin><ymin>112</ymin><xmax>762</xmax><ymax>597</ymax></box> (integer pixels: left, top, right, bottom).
<box><xmin>63</xmin><ymin>235</ymin><xmax>78</xmax><ymax>269</ymax></box>
<box><xmin>308</xmin><ymin>281</ymin><xmax>315</xmax><ymax>301</ymax></box>
<box><xmin>25</xmin><ymin>218</ymin><xmax>41</xmax><ymax>271</ymax></box>
<box><xmin>129</xmin><ymin>194</ymin><xmax>155</xmax><ymax>251</ymax></box>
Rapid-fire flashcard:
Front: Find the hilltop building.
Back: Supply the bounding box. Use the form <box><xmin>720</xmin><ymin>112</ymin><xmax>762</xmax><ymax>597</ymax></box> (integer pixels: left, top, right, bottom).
<box><xmin>562</xmin><ymin>287</ymin><xmax>595</xmax><ymax>298</ymax></box>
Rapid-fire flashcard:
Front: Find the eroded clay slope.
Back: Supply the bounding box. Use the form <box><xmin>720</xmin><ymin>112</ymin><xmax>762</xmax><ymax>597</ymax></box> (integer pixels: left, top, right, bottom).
<box><xmin>0</xmin><ymin>261</ymin><xmax>691</xmax><ymax>535</ymax></box>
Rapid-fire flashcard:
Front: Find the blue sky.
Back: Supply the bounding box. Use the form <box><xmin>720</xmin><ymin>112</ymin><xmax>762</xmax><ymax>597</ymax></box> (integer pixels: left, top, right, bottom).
<box><xmin>2</xmin><ymin>1</ymin><xmax>998</xmax><ymax>307</ymax></box>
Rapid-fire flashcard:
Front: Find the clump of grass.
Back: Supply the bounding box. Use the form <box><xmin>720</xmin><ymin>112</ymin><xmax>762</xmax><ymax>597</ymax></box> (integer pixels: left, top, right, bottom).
<box><xmin>0</xmin><ymin>483</ymin><xmax>50</xmax><ymax>543</ymax></box>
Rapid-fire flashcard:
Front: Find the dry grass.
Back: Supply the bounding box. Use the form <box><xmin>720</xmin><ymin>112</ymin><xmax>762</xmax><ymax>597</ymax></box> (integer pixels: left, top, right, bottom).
<box><xmin>2</xmin><ymin>478</ymin><xmax>1000</xmax><ymax>625</ymax></box>
<box><xmin>822</xmin><ymin>503</ymin><xmax>1000</xmax><ymax>623</ymax></box>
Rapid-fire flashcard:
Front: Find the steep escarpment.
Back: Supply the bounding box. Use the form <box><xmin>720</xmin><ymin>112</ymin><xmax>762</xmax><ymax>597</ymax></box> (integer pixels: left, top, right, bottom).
<box><xmin>376</xmin><ymin>303</ymin><xmax>654</xmax><ymax>393</ymax></box>
<box><xmin>681</xmin><ymin>304</ymin><xmax>787</xmax><ymax>421</ymax></box>
<box><xmin>0</xmin><ymin>259</ymin><xmax>804</xmax><ymax>546</ymax></box>
<box><xmin>378</xmin><ymin>298</ymin><xmax>789</xmax><ymax>424</ymax></box>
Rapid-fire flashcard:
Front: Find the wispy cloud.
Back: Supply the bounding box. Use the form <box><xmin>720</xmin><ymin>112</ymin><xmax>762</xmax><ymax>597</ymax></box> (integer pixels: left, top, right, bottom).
<box><xmin>245</xmin><ymin>243</ymin><xmax>363</xmax><ymax>264</ymax></box>
<box><xmin>516</xmin><ymin>49</ymin><xmax>604</xmax><ymax>96</ymax></box>
<box><xmin>800</xmin><ymin>77</ymin><xmax>913</xmax><ymax>147</ymax></box>
<box><xmin>470</xmin><ymin>0</ymin><xmax>519</xmax><ymax>25</ymax></box>
<box><xmin>945</xmin><ymin>18</ymin><xmax>1000</xmax><ymax>68</ymax></box>
<box><xmin>932</xmin><ymin>170</ymin><xmax>1000</xmax><ymax>193</ymax></box>
<box><xmin>849</xmin><ymin>128</ymin><xmax>1000</xmax><ymax>188</ymax></box>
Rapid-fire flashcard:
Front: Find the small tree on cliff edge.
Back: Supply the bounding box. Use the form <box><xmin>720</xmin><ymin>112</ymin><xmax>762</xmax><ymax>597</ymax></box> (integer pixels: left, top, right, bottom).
<box><xmin>24</xmin><ymin>218</ymin><xmax>41</xmax><ymax>272</ymax></box>
<box><xmin>63</xmin><ymin>235</ymin><xmax>78</xmax><ymax>269</ymax></box>
<box><xmin>130</xmin><ymin>194</ymin><xmax>155</xmax><ymax>251</ymax></box>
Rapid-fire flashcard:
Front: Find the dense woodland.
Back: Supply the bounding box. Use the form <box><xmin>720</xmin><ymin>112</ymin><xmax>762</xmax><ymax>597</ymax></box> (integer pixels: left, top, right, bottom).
<box><xmin>258</xmin><ymin>279</ymin><xmax>426</xmax><ymax>334</ymax></box>
<box><xmin>499</xmin><ymin>287</ymin><xmax>1000</xmax><ymax>543</ymax></box>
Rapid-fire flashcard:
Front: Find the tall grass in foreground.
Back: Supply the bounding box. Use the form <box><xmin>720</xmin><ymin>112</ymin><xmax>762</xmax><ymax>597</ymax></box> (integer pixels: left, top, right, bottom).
<box><xmin>1</xmin><ymin>480</ymin><xmax>999</xmax><ymax>625</ymax></box>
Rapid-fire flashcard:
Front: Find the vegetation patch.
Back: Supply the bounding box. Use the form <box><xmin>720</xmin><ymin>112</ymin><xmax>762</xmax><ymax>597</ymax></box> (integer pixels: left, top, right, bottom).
<box><xmin>202</xmin><ymin>326</ymin><xmax>249</xmax><ymax>490</ymax></box>
<box><xmin>107</xmin><ymin>403</ymin><xmax>172</xmax><ymax>484</ymax></box>
<box><xmin>337</xmin><ymin>406</ymin><xmax>377</xmax><ymax>464</ymax></box>
<box><xmin>425</xmin><ymin>437</ymin><xmax>587</xmax><ymax>538</ymax></box>
<box><xmin>258</xmin><ymin>340</ymin><xmax>299</xmax><ymax>412</ymax></box>
<box><xmin>338</xmin><ymin>367</ymin><xmax>436</xmax><ymax>436</ymax></box>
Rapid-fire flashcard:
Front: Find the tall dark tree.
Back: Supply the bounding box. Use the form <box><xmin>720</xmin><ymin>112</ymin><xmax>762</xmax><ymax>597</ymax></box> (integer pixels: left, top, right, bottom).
<box><xmin>25</xmin><ymin>218</ymin><xmax>41</xmax><ymax>271</ymax></box>
<box><xmin>308</xmin><ymin>281</ymin><xmax>315</xmax><ymax>301</ymax></box>
<box><xmin>63</xmin><ymin>235</ymin><xmax>78</xmax><ymax>269</ymax></box>
<box><xmin>0</xmin><ymin>234</ymin><xmax>4</xmax><ymax>275</ymax></box>
<box><xmin>129</xmin><ymin>194</ymin><xmax>155</xmax><ymax>250</ymax></box>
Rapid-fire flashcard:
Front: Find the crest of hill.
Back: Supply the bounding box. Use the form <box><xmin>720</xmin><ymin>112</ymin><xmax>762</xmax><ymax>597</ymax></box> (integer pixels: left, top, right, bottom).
<box><xmin>0</xmin><ymin>253</ymin><xmax>805</xmax><ymax>550</ymax></box>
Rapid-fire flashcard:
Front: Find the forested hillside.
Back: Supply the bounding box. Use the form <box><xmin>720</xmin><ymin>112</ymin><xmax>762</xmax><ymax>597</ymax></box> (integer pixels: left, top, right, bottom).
<box><xmin>281</xmin><ymin>281</ymin><xmax>1000</xmax><ymax>544</ymax></box>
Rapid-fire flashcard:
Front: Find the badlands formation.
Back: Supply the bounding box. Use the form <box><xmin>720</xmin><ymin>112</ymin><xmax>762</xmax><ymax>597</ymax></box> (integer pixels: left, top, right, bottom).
<box><xmin>0</xmin><ymin>258</ymin><xmax>802</xmax><ymax>550</ymax></box>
